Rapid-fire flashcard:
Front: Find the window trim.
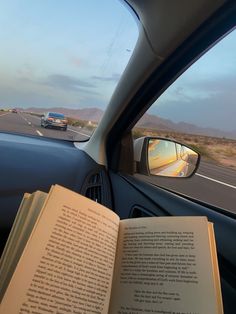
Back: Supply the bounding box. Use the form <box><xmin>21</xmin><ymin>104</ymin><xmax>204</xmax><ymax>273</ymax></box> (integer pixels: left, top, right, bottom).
<box><xmin>106</xmin><ymin>1</ymin><xmax>236</xmax><ymax>171</ymax></box>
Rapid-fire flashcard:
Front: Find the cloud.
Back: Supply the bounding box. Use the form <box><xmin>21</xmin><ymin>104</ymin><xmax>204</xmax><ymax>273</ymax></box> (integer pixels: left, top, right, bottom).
<box><xmin>16</xmin><ymin>73</ymin><xmax>100</xmax><ymax>96</ymax></box>
<box><xmin>45</xmin><ymin>74</ymin><xmax>95</xmax><ymax>90</ymax></box>
<box><xmin>91</xmin><ymin>73</ymin><xmax>120</xmax><ymax>82</ymax></box>
<box><xmin>172</xmin><ymin>72</ymin><xmax>236</xmax><ymax>97</ymax></box>
<box><xmin>16</xmin><ymin>63</ymin><xmax>34</xmax><ymax>79</ymax></box>
<box><xmin>0</xmin><ymin>72</ymin><xmax>102</xmax><ymax>108</ymax></box>
<box><xmin>0</xmin><ymin>81</ymin><xmax>103</xmax><ymax>109</ymax></box>
<box><xmin>151</xmin><ymin>77</ymin><xmax>236</xmax><ymax>132</ymax></box>
<box><xmin>174</xmin><ymin>86</ymin><xmax>183</xmax><ymax>95</ymax></box>
<box><xmin>191</xmin><ymin>75</ymin><xmax>236</xmax><ymax>95</ymax></box>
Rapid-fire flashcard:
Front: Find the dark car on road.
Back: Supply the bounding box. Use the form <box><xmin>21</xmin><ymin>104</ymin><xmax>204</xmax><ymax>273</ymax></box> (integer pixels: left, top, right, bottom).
<box><xmin>41</xmin><ymin>112</ymin><xmax>68</xmax><ymax>131</ymax></box>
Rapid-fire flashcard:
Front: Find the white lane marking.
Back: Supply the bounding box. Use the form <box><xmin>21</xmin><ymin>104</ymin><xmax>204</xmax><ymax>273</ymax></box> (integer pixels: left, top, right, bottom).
<box><xmin>0</xmin><ymin>112</ymin><xmax>10</xmax><ymax>117</ymax></box>
<box><xmin>18</xmin><ymin>112</ymin><xmax>29</xmax><ymax>122</ymax></box>
<box><xmin>36</xmin><ymin>130</ymin><xmax>43</xmax><ymax>136</ymax></box>
<box><xmin>68</xmin><ymin>128</ymin><xmax>90</xmax><ymax>137</ymax></box>
<box><xmin>196</xmin><ymin>173</ymin><xmax>236</xmax><ymax>190</ymax></box>
<box><xmin>18</xmin><ymin>114</ymin><xmax>90</xmax><ymax>137</ymax></box>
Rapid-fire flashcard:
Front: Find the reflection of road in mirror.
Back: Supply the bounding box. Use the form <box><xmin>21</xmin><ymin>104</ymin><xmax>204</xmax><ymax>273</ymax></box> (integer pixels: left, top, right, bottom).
<box><xmin>148</xmin><ymin>139</ymin><xmax>198</xmax><ymax>177</ymax></box>
<box><xmin>148</xmin><ymin>139</ymin><xmax>178</xmax><ymax>169</ymax></box>
<box><xmin>150</xmin><ymin>159</ymin><xmax>189</xmax><ymax>177</ymax></box>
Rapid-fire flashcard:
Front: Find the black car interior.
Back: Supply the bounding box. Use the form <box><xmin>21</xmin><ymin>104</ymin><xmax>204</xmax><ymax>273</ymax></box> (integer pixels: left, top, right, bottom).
<box><xmin>0</xmin><ymin>1</ymin><xmax>236</xmax><ymax>313</ymax></box>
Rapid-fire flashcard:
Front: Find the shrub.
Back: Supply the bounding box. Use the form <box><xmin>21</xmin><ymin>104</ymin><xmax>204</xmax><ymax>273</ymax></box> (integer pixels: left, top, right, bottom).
<box><xmin>132</xmin><ymin>128</ymin><xmax>145</xmax><ymax>139</ymax></box>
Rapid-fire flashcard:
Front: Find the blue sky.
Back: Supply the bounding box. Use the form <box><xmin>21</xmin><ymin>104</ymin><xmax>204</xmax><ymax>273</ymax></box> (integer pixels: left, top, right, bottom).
<box><xmin>0</xmin><ymin>1</ymin><xmax>235</xmax><ymax>131</ymax></box>
<box><xmin>149</xmin><ymin>29</ymin><xmax>236</xmax><ymax>131</ymax></box>
<box><xmin>0</xmin><ymin>0</ymin><xmax>138</xmax><ymax>108</ymax></box>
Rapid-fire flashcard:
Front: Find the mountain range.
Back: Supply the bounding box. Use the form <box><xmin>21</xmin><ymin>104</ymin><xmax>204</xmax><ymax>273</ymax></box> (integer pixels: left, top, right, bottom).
<box><xmin>24</xmin><ymin>107</ymin><xmax>236</xmax><ymax>140</ymax></box>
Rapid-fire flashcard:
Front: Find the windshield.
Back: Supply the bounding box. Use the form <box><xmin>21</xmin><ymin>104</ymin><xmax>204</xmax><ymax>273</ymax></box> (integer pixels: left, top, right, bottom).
<box><xmin>48</xmin><ymin>113</ymin><xmax>65</xmax><ymax>119</ymax></box>
<box><xmin>0</xmin><ymin>0</ymin><xmax>138</xmax><ymax>141</ymax></box>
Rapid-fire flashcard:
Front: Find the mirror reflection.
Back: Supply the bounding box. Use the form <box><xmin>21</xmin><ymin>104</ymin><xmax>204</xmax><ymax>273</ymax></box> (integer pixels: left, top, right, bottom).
<box><xmin>148</xmin><ymin>139</ymin><xmax>199</xmax><ymax>177</ymax></box>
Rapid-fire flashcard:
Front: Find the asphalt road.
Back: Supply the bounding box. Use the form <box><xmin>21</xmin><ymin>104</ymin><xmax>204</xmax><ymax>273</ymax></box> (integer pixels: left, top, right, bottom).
<box><xmin>1</xmin><ymin>112</ymin><xmax>236</xmax><ymax>214</ymax></box>
<box><xmin>135</xmin><ymin>160</ymin><xmax>236</xmax><ymax>214</ymax></box>
<box><xmin>0</xmin><ymin>112</ymin><xmax>91</xmax><ymax>141</ymax></box>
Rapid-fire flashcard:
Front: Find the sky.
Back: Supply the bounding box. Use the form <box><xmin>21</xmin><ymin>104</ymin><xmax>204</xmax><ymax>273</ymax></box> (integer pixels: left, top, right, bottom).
<box><xmin>149</xmin><ymin>29</ymin><xmax>236</xmax><ymax>132</ymax></box>
<box><xmin>0</xmin><ymin>0</ymin><xmax>138</xmax><ymax>109</ymax></box>
<box><xmin>0</xmin><ymin>1</ymin><xmax>235</xmax><ymax>132</ymax></box>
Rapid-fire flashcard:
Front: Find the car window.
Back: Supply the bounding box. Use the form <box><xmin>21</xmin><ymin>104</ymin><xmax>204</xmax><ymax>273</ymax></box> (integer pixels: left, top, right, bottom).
<box><xmin>48</xmin><ymin>113</ymin><xmax>65</xmax><ymax>119</ymax></box>
<box><xmin>133</xmin><ymin>29</ymin><xmax>236</xmax><ymax>214</ymax></box>
<box><xmin>0</xmin><ymin>0</ymin><xmax>138</xmax><ymax>141</ymax></box>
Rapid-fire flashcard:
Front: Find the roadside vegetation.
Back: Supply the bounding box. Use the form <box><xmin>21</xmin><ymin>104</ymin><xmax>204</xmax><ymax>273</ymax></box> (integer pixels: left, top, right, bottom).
<box><xmin>28</xmin><ymin>112</ymin><xmax>97</xmax><ymax>133</ymax></box>
<box><xmin>26</xmin><ymin>112</ymin><xmax>236</xmax><ymax>170</ymax></box>
<box><xmin>66</xmin><ymin>117</ymin><xmax>97</xmax><ymax>132</ymax></box>
<box><xmin>133</xmin><ymin>127</ymin><xmax>236</xmax><ymax>171</ymax></box>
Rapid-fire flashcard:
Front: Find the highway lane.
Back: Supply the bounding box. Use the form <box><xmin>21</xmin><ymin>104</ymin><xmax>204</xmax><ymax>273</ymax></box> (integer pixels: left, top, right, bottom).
<box><xmin>196</xmin><ymin>161</ymin><xmax>236</xmax><ymax>187</ymax></box>
<box><xmin>0</xmin><ymin>112</ymin><xmax>91</xmax><ymax>141</ymax></box>
<box><xmin>135</xmin><ymin>161</ymin><xmax>236</xmax><ymax>214</ymax></box>
<box><xmin>0</xmin><ymin>112</ymin><xmax>38</xmax><ymax>136</ymax></box>
<box><xmin>1</xmin><ymin>112</ymin><xmax>236</xmax><ymax>213</ymax></box>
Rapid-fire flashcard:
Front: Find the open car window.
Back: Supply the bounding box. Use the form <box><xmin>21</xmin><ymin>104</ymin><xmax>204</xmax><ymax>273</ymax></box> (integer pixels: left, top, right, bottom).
<box><xmin>133</xmin><ymin>29</ymin><xmax>236</xmax><ymax>214</ymax></box>
<box><xmin>0</xmin><ymin>0</ymin><xmax>138</xmax><ymax>141</ymax></box>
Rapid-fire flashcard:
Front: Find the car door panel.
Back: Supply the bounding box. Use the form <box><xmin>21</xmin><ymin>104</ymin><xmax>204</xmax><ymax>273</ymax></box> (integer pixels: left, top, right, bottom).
<box><xmin>109</xmin><ymin>171</ymin><xmax>236</xmax><ymax>310</ymax></box>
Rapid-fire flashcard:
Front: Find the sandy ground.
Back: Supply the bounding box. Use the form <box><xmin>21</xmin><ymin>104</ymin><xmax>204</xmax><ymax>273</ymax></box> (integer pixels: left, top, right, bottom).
<box><xmin>133</xmin><ymin>129</ymin><xmax>236</xmax><ymax>171</ymax></box>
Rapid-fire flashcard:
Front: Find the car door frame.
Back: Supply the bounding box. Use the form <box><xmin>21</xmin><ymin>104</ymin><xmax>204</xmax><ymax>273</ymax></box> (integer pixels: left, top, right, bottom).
<box><xmin>103</xmin><ymin>2</ymin><xmax>236</xmax><ymax>312</ymax></box>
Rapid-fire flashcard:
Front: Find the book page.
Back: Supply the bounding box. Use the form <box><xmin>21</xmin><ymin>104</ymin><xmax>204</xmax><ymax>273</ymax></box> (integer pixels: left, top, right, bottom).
<box><xmin>208</xmin><ymin>223</ymin><xmax>224</xmax><ymax>314</ymax></box>
<box><xmin>0</xmin><ymin>185</ymin><xmax>120</xmax><ymax>314</ymax></box>
<box><xmin>0</xmin><ymin>193</ymin><xmax>32</xmax><ymax>270</ymax></box>
<box><xmin>109</xmin><ymin>216</ymin><xmax>222</xmax><ymax>314</ymax></box>
<box><xmin>0</xmin><ymin>193</ymin><xmax>32</xmax><ymax>300</ymax></box>
<box><xmin>0</xmin><ymin>191</ymin><xmax>47</xmax><ymax>302</ymax></box>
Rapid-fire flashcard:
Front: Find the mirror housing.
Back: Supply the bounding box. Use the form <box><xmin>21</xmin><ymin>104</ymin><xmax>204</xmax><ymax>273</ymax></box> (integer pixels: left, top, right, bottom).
<box><xmin>134</xmin><ymin>137</ymin><xmax>200</xmax><ymax>178</ymax></box>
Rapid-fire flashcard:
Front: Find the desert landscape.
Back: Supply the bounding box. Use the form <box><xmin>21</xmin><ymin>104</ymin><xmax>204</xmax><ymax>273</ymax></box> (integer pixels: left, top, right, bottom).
<box><xmin>2</xmin><ymin>107</ymin><xmax>235</xmax><ymax>171</ymax></box>
<box><xmin>133</xmin><ymin>127</ymin><xmax>236</xmax><ymax>171</ymax></box>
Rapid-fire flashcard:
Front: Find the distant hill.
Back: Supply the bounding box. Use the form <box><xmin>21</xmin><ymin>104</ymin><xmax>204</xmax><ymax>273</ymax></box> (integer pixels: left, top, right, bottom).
<box><xmin>24</xmin><ymin>107</ymin><xmax>104</xmax><ymax>122</ymax></box>
<box><xmin>23</xmin><ymin>107</ymin><xmax>236</xmax><ymax>139</ymax></box>
<box><xmin>137</xmin><ymin>113</ymin><xmax>236</xmax><ymax>139</ymax></box>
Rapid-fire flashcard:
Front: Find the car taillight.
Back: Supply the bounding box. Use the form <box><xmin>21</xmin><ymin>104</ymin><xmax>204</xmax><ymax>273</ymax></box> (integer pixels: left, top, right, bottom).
<box><xmin>47</xmin><ymin>118</ymin><xmax>54</xmax><ymax>121</ymax></box>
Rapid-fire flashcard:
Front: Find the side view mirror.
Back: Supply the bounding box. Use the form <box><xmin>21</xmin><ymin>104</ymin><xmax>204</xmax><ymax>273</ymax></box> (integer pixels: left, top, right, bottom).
<box><xmin>134</xmin><ymin>137</ymin><xmax>200</xmax><ymax>178</ymax></box>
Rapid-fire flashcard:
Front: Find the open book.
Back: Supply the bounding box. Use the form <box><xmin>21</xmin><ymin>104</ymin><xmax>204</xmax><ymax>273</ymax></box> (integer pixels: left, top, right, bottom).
<box><xmin>0</xmin><ymin>185</ymin><xmax>223</xmax><ymax>314</ymax></box>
